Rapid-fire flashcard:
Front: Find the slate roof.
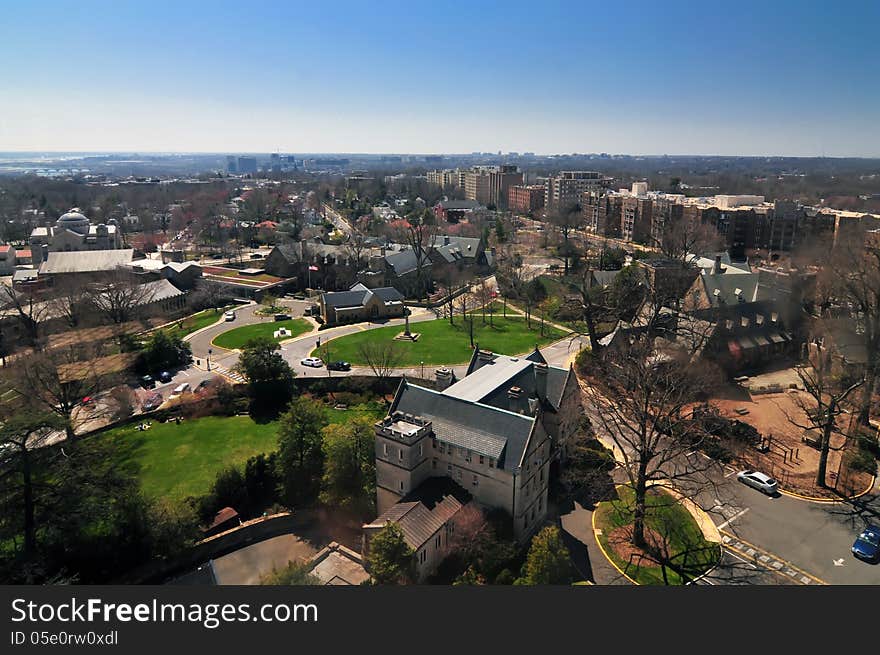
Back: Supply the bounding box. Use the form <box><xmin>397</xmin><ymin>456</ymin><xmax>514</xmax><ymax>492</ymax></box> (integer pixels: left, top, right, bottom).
<box><xmin>39</xmin><ymin>249</ymin><xmax>134</xmax><ymax>275</ymax></box>
<box><xmin>323</xmin><ymin>289</ymin><xmax>369</xmax><ymax>309</ymax></box>
<box><xmin>365</xmin><ymin>495</ymin><xmax>463</xmax><ymax>551</ymax></box>
<box><xmin>698</xmin><ymin>270</ymin><xmax>760</xmax><ymax>306</ymax></box>
<box><xmin>322</xmin><ymin>284</ymin><xmax>403</xmax><ymax>309</ymax></box>
<box><xmin>458</xmin><ymin>348</ymin><xmax>570</xmax><ymax>412</ymax></box>
<box><xmin>271</xmin><ymin>243</ymin><xmax>301</xmax><ymax>263</ymax></box>
<box><xmin>390</xmin><ymin>381</ymin><xmax>535</xmax><ymax>470</ymax></box>
<box><xmin>385</xmin><ymin>248</ymin><xmax>430</xmax><ymax>276</ymax></box>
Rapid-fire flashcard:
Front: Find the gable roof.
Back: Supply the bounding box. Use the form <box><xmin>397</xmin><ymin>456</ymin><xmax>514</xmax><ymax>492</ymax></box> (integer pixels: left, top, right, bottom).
<box><xmin>365</xmin><ymin>495</ymin><xmax>463</xmax><ymax>551</ymax></box>
<box><xmin>270</xmin><ymin>243</ymin><xmax>301</xmax><ymax>263</ymax></box>
<box><xmin>39</xmin><ymin>249</ymin><xmax>134</xmax><ymax>275</ymax></box>
<box><xmin>390</xmin><ymin>380</ymin><xmax>535</xmax><ymax>471</ymax></box>
<box><xmin>322</xmin><ymin>284</ymin><xmax>404</xmax><ymax>309</ymax></box>
<box><xmin>385</xmin><ymin>248</ymin><xmax>430</xmax><ymax>276</ymax></box>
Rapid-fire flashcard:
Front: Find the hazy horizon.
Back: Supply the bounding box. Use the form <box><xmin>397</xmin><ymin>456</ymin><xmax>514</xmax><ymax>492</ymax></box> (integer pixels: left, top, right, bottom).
<box><xmin>2</xmin><ymin>0</ymin><xmax>878</xmax><ymax>157</ymax></box>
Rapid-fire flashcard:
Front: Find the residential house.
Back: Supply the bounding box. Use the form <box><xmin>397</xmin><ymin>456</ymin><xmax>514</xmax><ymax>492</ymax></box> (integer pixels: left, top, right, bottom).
<box><xmin>0</xmin><ymin>245</ymin><xmax>17</xmax><ymax>275</ymax></box>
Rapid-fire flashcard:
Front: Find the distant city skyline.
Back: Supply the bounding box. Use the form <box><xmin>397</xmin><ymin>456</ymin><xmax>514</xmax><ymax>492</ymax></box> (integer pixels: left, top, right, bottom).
<box><xmin>1</xmin><ymin>1</ymin><xmax>878</xmax><ymax>157</ymax></box>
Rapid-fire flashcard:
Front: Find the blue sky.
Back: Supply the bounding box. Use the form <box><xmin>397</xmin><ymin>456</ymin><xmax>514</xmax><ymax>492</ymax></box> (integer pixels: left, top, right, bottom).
<box><xmin>1</xmin><ymin>0</ymin><xmax>878</xmax><ymax>156</ymax></box>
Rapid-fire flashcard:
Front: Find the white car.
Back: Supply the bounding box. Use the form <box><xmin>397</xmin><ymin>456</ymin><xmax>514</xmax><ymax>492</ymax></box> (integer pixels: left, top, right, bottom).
<box><xmin>301</xmin><ymin>357</ymin><xmax>324</xmax><ymax>368</ymax></box>
<box><xmin>737</xmin><ymin>470</ymin><xmax>778</xmax><ymax>495</ymax></box>
<box><xmin>224</xmin><ymin>310</ymin><xmax>236</xmax><ymax>321</ymax></box>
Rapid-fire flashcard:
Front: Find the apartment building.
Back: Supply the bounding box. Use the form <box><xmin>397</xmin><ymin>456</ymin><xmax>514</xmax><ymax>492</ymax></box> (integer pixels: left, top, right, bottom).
<box><xmin>463</xmin><ymin>165</ymin><xmax>523</xmax><ymax>208</ymax></box>
<box><xmin>545</xmin><ymin>171</ymin><xmax>611</xmax><ymax>209</ymax></box>
<box><xmin>508</xmin><ymin>184</ymin><xmax>546</xmax><ymax>214</ymax></box>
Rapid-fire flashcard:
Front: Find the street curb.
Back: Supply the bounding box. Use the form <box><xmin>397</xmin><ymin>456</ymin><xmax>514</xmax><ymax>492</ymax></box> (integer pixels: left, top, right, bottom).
<box><xmin>590</xmin><ymin>508</ymin><xmax>639</xmax><ymax>585</ymax></box>
<box><xmin>778</xmin><ymin>474</ymin><xmax>876</xmax><ymax>504</ymax></box>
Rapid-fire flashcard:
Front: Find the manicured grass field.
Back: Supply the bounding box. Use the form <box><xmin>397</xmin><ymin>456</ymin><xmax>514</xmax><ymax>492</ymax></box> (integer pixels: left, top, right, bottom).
<box><xmin>594</xmin><ymin>486</ymin><xmax>721</xmax><ymax>585</ymax></box>
<box><xmin>162</xmin><ymin>307</ymin><xmax>231</xmax><ymax>341</ymax></box>
<box><xmin>212</xmin><ymin>318</ymin><xmax>312</xmax><ymax>350</ymax></box>
<box><xmin>313</xmin><ymin>314</ymin><xmax>568</xmax><ymax>366</ymax></box>
<box><xmin>95</xmin><ymin>404</ymin><xmax>386</xmax><ymax>503</ymax></box>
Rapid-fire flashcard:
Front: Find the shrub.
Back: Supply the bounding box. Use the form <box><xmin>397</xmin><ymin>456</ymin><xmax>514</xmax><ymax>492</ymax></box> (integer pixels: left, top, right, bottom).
<box><xmin>845</xmin><ymin>448</ymin><xmax>877</xmax><ymax>475</ymax></box>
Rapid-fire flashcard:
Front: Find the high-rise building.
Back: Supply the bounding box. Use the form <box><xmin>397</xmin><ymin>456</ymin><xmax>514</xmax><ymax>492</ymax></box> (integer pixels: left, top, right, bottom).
<box><xmin>226</xmin><ymin>156</ymin><xmax>237</xmax><ymax>174</ymax></box>
<box><xmin>237</xmin><ymin>157</ymin><xmax>258</xmax><ymax>174</ymax></box>
<box><xmin>545</xmin><ymin>171</ymin><xmax>611</xmax><ymax>209</ymax></box>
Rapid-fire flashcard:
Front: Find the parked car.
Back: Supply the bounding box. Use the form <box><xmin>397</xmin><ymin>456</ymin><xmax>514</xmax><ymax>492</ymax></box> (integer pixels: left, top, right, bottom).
<box><xmin>274</xmin><ymin>313</ymin><xmax>292</xmax><ymax>321</ymax></box>
<box><xmin>142</xmin><ymin>392</ymin><xmax>163</xmax><ymax>412</ymax></box>
<box><xmin>303</xmin><ymin>304</ymin><xmax>320</xmax><ymax>317</ymax></box>
<box><xmin>224</xmin><ymin>310</ymin><xmax>236</xmax><ymax>321</ymax></box>
<box><xmin>851</xmin><ymin>525</ymin><xmax>880</xmax><ymax>563</ymax></box>
<box><xmin>169</xmin><ymin>382</ymin><xmax>191</xmax><ymax>399</ymax></box>
<box><xmin>301</xmin><ymin>357</ymin><xmax>324</xmax><ymax>368</ymax></box>
<box><xmin>158</xmin><ymin>371</ymin><xmax>173</xmax><ymax>383</ymax></box>
<box><xmin>327</xmin><ymin>361</ymin><xmax>351</xmax><ymax>371</ymax></box>
<box><xmin>194</xmin><ymin>379</ymin><xmax>212</xmax><ymax>393</ymax></box>
<box><xmin>140</xmin><ymin>374</ymin><xmax>155</xmax><ymax>388</ymax></box>
<box><xmin>736</xmin><ymin>470</ymin><xmax>778</xmax><ymax>495</ymax></box>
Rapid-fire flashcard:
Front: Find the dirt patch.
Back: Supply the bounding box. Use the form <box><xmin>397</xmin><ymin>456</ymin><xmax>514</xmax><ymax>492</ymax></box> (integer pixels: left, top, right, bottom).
<box><xmin>708</xmin><ymin>386</ymin><xmax>874</xmax><ymax>499</ymax></box>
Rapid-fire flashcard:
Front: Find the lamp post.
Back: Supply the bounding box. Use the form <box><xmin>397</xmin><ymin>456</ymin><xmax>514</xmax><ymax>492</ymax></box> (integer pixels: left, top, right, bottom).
<box><xmin>207</xmin><ymin>348</ymin><xmax>212</xmax><ymax>372</ymax></box>
<box><xmin>420</xmin><ymin>360</ymin><xmax>424</xmax><ymax>379</ymax></box>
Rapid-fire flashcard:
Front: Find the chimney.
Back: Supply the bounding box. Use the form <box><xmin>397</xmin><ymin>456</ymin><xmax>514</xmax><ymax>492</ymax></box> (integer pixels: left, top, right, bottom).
<box><xmin>444</xmin><ymin>235</ymin><xmax>450</xmax><ymax>245</ymax></box>
<box><xmin>435</xmin><ymin>367</ymin><xmax>454</xmax><ymax>391</ymax></box>
<box><xmin>534</xmin><ymin>362</ymin><xmax>548</xmax><ymax>400</ymax></box>
<box><xmin>41</xmin><ymin>244</ymin><xmax>49</xmax><ymax>263</ymax></box>
<box><xmin>507</xmin><ymin>386</ymin><xmax>523</xmax><ymax>412</ymax></box>
<box><xmin>713</xmin><ymin>255</ymin><xmax>723</xmax><ymax>275</ymax></box>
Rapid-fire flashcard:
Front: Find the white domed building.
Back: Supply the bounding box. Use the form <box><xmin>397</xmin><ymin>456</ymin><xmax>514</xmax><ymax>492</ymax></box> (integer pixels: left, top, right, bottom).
<box><xmin>29</xmin><ymin>208</ymin><xmax>122</xmax><ymax>257</ymax></box>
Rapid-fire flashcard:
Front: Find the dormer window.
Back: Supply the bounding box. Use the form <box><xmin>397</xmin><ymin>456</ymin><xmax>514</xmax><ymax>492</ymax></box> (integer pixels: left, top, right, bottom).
<box><xmin>771</xmin><ymin>312</ymin><xmax>779</xmax><ymax>322</ymax></box>
<box><xmin>725</xmin><ymin>319</ymin><xmax>734</xmax><ymax>330</ymax></box>
<box><xmin>756</xmin><ymin>314</ymin><xmax>764</xmax><ymax>325</ymax></box>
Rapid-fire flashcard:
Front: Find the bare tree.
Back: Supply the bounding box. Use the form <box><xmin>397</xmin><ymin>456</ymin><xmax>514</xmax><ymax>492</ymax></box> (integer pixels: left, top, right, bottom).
<box><xmin>47</xmin><ymin>278</ymin><xmax>91</xmax><ymax>329</ymax></box>
<box><xmin>454</xmin><ymin>292</ymin><xmax>478</xmax><ymax>349</ymax></box>
<box><xmin>654</xmin><ymin>213</ymin><xmax>723</xmax><ymax>263</ymax></box>
<box><xmin>822</xmin><ymin>232</ymin><xmax>880</xmax><ymax>424</ymax></box>
<box><xmin>88</xmin><ymin>268</ymin><xmax>156</xmax><ymax>325</ymax></box>
<box><xmin>356</xmin><ymin>340</ymin><xmax>404</xmax><ymax>380</ymax></box>
<box><xmin>344</xmin><ymin>232</ymin><xmax>370</xmax><ymax>272</ymax></box>
<box><xmin>8</xmin><ymin>344</ymin><xmax>121</xmax><ymax>440</ymax></box>
<box><xmin>582</xmin><ymin>335</ymin><xmax>722</xmax><ymax>549</ymax></box>
<box><xmin>0</xmin><ymin>407</ymin><xmax>60</xmax><ymax>555</ymax></box>
<box><xmin>0</xmin><ymin>284</ymin><xmax>51</xmax><ymax>349</ymax></box>
<box><xmin>474</xmin><ymin>278</ymin><xmax>494</xmax><ymax>326</ymax></box>
<box><xmin>395</xmin><ymin>214</ymin><xmax>438</xmax><ymax>301</ymax></box>
<box><xmin>785</xmin><ymin>332</ymin><xmax>863</xmax><ymax>487</ymax></box>
<box><xmin>547</xmin><ymin>202</ymin><xmax>582</xmax><ymax>275</ymax></box>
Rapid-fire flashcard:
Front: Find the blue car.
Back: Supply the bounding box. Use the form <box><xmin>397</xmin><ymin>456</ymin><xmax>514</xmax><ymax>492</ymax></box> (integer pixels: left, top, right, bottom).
<box><xmin>851</xmin><ymin>525</ymin><xmax>880</xmax><ymax>563</ymax></box>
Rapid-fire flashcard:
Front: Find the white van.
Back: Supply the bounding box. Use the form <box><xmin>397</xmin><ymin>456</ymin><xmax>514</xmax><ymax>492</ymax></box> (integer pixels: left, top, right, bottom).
<box><xmin>169</xmin><ymin>382</ymin><xmax>190</xmax><ymax>399</ymax></box>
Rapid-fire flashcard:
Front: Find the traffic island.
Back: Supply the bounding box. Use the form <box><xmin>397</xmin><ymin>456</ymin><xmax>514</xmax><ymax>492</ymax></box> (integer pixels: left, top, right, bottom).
<box><xmin>593</xmin><ymin>485</ymin><xmax>721</xmax><ymax>585</ymax></box>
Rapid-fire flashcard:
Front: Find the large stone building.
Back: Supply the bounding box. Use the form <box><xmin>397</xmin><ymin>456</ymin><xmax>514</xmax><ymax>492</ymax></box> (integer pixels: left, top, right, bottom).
<box><xmin>373</xmin><ymin>347</ymin><xmax>582</xmax><ymax>540</ymax></box>
<box><xmin>29</xmin><ymin>209</ymin><xmax>122</xmax><ymax>257</ymax></box>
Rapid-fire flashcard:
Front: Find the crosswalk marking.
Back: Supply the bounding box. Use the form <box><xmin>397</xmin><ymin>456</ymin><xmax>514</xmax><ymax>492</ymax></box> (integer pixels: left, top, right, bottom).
<box><xmin>212</xmin><ymin>364</ymin><xmax>246</xmax><ymax>384</ymax></box>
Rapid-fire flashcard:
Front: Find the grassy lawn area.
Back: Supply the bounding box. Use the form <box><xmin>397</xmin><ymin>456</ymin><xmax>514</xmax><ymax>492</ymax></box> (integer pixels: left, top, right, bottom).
<box><xmin>594</xmin><ymin>485</ymin><xmax>720</xmax><ymax>585</ymax></box>
<box><xmin>161</xmin><ymin>307</ymin><xmax>231</xmax><ymax>341</ymax></box>
<box><xmin>94</xmin><ymin>403</ymin><xmax>386</xmax><ymax>503</ymax></box>
<box><xmin>313</xmin><ymin>314</ymin><xmax>568</xmax><ymax>366</ymax></box>
<box><xmin>212</xmin><ymin>318</ymin><xmax>312</xmax><ymax>350</ymax></box>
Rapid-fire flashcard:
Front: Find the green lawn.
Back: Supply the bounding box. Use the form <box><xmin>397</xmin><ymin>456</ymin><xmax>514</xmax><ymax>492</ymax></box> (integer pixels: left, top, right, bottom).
<box><xmin>594</xmin><ymin>486</ymin><xmax>721</xmax><ymax>585</ymax></box>
<box><xmin>95</xmin><ymin>403</ymin><xmax>386</xmax><ymax>503</ymax></box>
<box><xmin>212</xmin><ymin>318</ymin><xmax>312</xmax><ymax>350</ymax></box>
<box><xmin>313</xmin><ymin>314</ymin><xmax>568</xmax><ymax>366</ymax></box>
<box><xmin>161</xmin><ymin>307</ymin><xmax>231</xmax><ymax>341</ymax></box>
